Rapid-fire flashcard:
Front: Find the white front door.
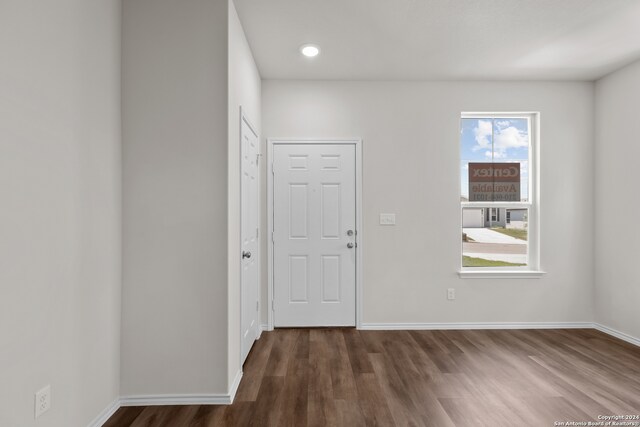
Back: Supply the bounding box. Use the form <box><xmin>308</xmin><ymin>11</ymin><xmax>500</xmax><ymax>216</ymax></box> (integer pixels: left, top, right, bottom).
<box><xmin>241</xmin><ymin>116</ymin><xmax>259</xmax><ymax>364</ymax></box>
<box><xmin>273</xmin><ymin>144</ymin><xmax>356</xmax><ymax>327</ymax></box>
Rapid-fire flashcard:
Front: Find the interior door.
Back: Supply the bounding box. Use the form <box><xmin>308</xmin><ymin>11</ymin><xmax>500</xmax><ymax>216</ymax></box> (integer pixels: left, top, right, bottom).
<box><xmin>241</xmin><ymin>116</ymin><xmax>259</xmax><ymax>364</ymax></box>
<box><xmin>273</xmin><ymin>143</ymin><xmax>356</xmax><ymax>327</ymax></box>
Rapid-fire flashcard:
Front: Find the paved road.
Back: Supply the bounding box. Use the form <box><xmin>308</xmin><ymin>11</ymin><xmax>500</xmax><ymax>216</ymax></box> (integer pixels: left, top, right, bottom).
<box><xmin>463</xmin><ymin>227</ymin><xmax>525</xmax><ymax>245</ymax></box>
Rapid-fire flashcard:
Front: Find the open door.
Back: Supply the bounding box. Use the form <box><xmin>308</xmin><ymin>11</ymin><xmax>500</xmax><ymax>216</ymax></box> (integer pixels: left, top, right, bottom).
<box><xmin>240</xmin><ymin>112</ymin><xmax>259</xmax><ymax>364</ymax></box>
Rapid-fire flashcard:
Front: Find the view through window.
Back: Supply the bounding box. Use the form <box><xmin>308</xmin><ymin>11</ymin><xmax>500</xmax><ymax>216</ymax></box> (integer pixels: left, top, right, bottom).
<box><xmin>460</xmin><ymin>115</ymin><xmax>534</xmax><ymax>269</ymax></box>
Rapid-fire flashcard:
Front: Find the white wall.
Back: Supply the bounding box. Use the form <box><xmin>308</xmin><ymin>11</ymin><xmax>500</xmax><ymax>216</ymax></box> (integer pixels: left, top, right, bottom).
<box><xmin>262</xmin><ymin>81</ymin><xmax>595</xmax><ymax>325</ymax></box>
<box><xmin>0</xmin><ymin>1</ymin><xmax>121</xmax><ymax>426</ymax></box>
<box><xmin>228</xmin><ymin>0</ymin><xmax>262</xmax><ymax>387</ymax></box>
<box><xmin>595</xmin><ymin>59</ymin><xmax>640</xmax><ymax>340</ymax></box>
<box><xmin>121</xmin><ymin>0</ymin><xmax>230</xmax><ymax>396</ymax></box>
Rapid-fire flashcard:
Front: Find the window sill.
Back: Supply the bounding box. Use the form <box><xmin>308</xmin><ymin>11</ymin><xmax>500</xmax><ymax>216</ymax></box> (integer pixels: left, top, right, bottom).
<box><xmin>458</xmin><ymin>270</ymin><xmax>545</xmax><ymax>279</ymax></box>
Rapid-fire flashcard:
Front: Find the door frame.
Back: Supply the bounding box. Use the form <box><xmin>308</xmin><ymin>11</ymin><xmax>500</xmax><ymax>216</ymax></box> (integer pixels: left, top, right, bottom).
<box><xmin>239</xmin><ymin>107</ymin><xmax>260</xmax><ymax>368</ymax></box>
<box><xmin>266</xmin><ymin>138</ymin><xmax>363</xmax><ymax>330</ymax></box>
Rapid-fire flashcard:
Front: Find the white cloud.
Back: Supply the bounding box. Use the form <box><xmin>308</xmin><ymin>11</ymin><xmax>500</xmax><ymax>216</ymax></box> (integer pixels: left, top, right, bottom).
<box><xmin>473</xmin><ymin>120</ymin><xmax>492</xmax><ymax>151</ymax></box>
<box><xmin>472</xmin><ymin>120</ymin><xmax>528</xmax><ymax>157</ymax></box>
<box><xmin>466</xmin><ymin>120</ymin><xmax>529</xmax><ymax>200</ymax></box>
<box><xmin>494</xmin><ymin>126</ymin><xmax>528</xmax><ymax>152</ymax></box>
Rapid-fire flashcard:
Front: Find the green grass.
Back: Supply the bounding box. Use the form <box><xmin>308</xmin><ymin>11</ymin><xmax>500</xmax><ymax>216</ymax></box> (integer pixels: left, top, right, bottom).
<box><xmin>463</xmin><ymin>256</ymin><xmax>526</xmax><ymax>267</ymax></box>
<box><xmin>490</xmin><ymin>227</ymin><xmax>527</xmax><ymax>241</ymax></box>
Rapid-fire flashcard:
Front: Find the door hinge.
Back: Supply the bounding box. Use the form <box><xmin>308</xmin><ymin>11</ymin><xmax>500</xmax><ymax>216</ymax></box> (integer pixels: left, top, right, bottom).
<box><xmin>272</xmin><ymin>300</ymin><xmax>275</xmax><ymax>311</ymax></box>
<box><xmin>271</xmin><ymin>161</ymin><xmax>275</xmax><ymax>175</ymax></box>
<box><xmin>256</xmin><ymin>227</ymin><xmax>259</xmax><ymax>238</ymax></box>
<box><xmin>256</xmin><ymin>301</ymin><xmax>259</xmax><ymax>312</ymax></box>
<box><xmin>271</xmin><ymin>231</ymin><xmax>274</xmax><ymax>243</ymax></box>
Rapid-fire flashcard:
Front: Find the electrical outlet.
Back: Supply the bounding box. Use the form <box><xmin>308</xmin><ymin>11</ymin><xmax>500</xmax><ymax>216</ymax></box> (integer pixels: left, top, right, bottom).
<box><xmin>447</xmin><ymin>288</ymin><xmax>455</xmax><ymax>300</ymax></box>
<box><xmin>35</xmin><ymin>385</ymin><xmax>51</xmax><ymax>419</ymax></box>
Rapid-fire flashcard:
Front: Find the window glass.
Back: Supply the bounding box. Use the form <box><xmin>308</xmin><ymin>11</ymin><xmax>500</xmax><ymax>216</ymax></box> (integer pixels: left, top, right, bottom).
<box><xmin>460</xmin><ymin>118</ymin><xmax>529</xmax><ymax>203</ymax></box>
<box><xmin>462</xmin><ymin>208</ymin><xmax>528</xmax><ymax>268</ymax></box>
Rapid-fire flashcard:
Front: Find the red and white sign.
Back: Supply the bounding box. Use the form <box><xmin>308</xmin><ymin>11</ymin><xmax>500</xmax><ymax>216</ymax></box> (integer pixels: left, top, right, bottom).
<box><xmin>468</xmin><ymin>163</ymin><xmax>520</xmax><ymax>202</ymax></box>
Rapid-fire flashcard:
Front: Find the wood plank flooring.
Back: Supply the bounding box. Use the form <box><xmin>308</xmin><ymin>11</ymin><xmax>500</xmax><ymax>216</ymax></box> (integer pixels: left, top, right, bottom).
<box><xmin>104</xmin><ymin>328</ymin><xmax>640</xmax><ymax>427</ymax></box>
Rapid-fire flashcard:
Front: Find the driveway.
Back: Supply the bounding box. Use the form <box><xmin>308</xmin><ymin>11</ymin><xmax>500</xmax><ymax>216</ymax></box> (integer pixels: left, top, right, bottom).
<box><xmin>463</xmin><ymin>227</ymin><xmax>525</xmax><ymax>245</ymax></box>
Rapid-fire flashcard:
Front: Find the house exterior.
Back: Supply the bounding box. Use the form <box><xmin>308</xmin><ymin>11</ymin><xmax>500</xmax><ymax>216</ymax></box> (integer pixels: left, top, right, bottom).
<box><xmin>462</xmin><ymin>208</ymin><xmax>527</xmax><ymax>229</ymax></box>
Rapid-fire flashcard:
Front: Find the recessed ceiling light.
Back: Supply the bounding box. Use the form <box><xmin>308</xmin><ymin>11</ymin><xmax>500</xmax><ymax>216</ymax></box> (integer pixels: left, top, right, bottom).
<box><xmin>300</xmin><ymin>44</ymin><xmax>320</xmax><ymax>58</ymax></box>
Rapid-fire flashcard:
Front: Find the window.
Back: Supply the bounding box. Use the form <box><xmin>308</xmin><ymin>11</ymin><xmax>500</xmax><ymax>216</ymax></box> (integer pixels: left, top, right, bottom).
<box><xmin>491</xmin><ymin>208</ymin><xmax>499</xmax><ymax>222</ymax></box>
<box><xmin>460</xmin><ymin>113</ymin><xmax>541</xmax><ymax>276</ymax></box>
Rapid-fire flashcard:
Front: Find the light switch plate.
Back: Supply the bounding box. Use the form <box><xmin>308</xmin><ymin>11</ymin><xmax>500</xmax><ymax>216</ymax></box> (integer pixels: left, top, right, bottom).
<box><xmin>379</xmin><ymin>213</ymin><xmax>396</xmax><ymax>225</ymax></box>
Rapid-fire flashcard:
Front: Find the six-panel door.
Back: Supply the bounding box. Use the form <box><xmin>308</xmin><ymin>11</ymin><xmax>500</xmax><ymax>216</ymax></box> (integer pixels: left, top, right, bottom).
<box><xmin>273</xmin><ymin>144</ymin><xmax>356</xmax><ymax>327</ymax></box>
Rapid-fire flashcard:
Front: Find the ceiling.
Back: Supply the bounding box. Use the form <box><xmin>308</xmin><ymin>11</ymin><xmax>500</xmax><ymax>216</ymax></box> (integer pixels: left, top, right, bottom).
<box><xmin>233</xmin><ymin>0</ymin><xmax>640</xmax><ymax>81</ymax></box>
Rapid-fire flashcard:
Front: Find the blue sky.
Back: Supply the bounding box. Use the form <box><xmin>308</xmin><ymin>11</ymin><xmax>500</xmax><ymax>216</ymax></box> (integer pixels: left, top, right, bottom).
<box><xmin>460</xmin><ymin>118</ymin><xmax>529</xmax><ymax>200</ymax></box>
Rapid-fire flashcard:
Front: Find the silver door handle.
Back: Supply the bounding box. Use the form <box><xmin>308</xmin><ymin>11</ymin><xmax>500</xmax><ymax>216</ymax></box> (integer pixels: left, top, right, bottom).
<box><xmin>347</xmin><ymin>242</ymin><xmax>355</xmax><ymax>249</ymax></box>
<box><xmin>242</xmin><ymin>251</ymin><xmax>252</xmax><ymax>259</ymax></box>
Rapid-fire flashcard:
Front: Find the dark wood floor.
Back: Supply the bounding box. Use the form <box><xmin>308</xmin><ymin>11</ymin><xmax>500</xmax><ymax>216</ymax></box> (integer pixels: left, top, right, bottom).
<box><xmin>104</xmin><ymin>328</ymin><xmax>640</xmax><ymax>426</ymax></box>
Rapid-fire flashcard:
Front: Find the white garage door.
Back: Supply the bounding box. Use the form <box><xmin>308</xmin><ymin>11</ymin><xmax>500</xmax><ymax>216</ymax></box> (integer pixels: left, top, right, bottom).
<box><xmin>462</xmin><ymin>208</ymin><xmax>484</xmax><ymax>228</ymax></box>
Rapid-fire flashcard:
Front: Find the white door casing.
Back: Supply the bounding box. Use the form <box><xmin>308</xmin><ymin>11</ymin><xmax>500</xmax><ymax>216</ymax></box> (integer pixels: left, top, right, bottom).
<box><xmin>272</xmin><ymin>143</ymin><xmax>358</xmax><ymax>327</ymax></box>
<box><xmin>240</xmin><ymin>113</ymin><xmax>259</xmax><ymax>364</ymax></box>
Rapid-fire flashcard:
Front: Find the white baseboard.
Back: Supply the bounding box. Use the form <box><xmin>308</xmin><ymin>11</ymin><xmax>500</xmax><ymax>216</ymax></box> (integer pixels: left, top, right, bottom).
<box><xmin>228</xmin><ymin>370</ymin><xmax>243</xmax><ymax>403</ymax></box>
<box><xmin>594</xmin><ymin>323</ymin><xmax>640</xmax><ymax>347</ymax></box>
<box><xmin>87</xmin><ymin>398</ymin><xmax>120</xmax><ymax>427</ymax></box>
<box><xmin>359</xmin><ymin>321</ymin><xmax>593</xmax><ymax>330</ymax></box>
<box><xmin>120</xmin><ymin>371</ymin><xmax>244</xmax><ymax>408</ymax></box>
<box><xmin>120</xmin><ymin>394</ymin><xmax>231</xmax><ymax>406</ymax></box>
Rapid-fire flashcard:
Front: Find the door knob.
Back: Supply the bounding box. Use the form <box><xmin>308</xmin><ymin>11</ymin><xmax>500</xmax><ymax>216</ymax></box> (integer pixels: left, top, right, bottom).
<box><xmin>347</xmin><ymin>230</ymin><xmax>354</xmax><ymax>236</ymax></box>
<box><xmin>347</xmin><ymin>242</ymin><xmax>355</xmax><ymax>249</ymax></box>
<box><xmin>242</xmin><ymin>251</ymin><xmax>252</xmax><ymax>259</ymax></box>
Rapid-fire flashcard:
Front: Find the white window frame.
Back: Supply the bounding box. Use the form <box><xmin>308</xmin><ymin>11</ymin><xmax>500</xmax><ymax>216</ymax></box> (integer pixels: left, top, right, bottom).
<box><xmin>459</xmin><ymin>112</ymin><xmax>544</xmax><ymax>279</ymax></box>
